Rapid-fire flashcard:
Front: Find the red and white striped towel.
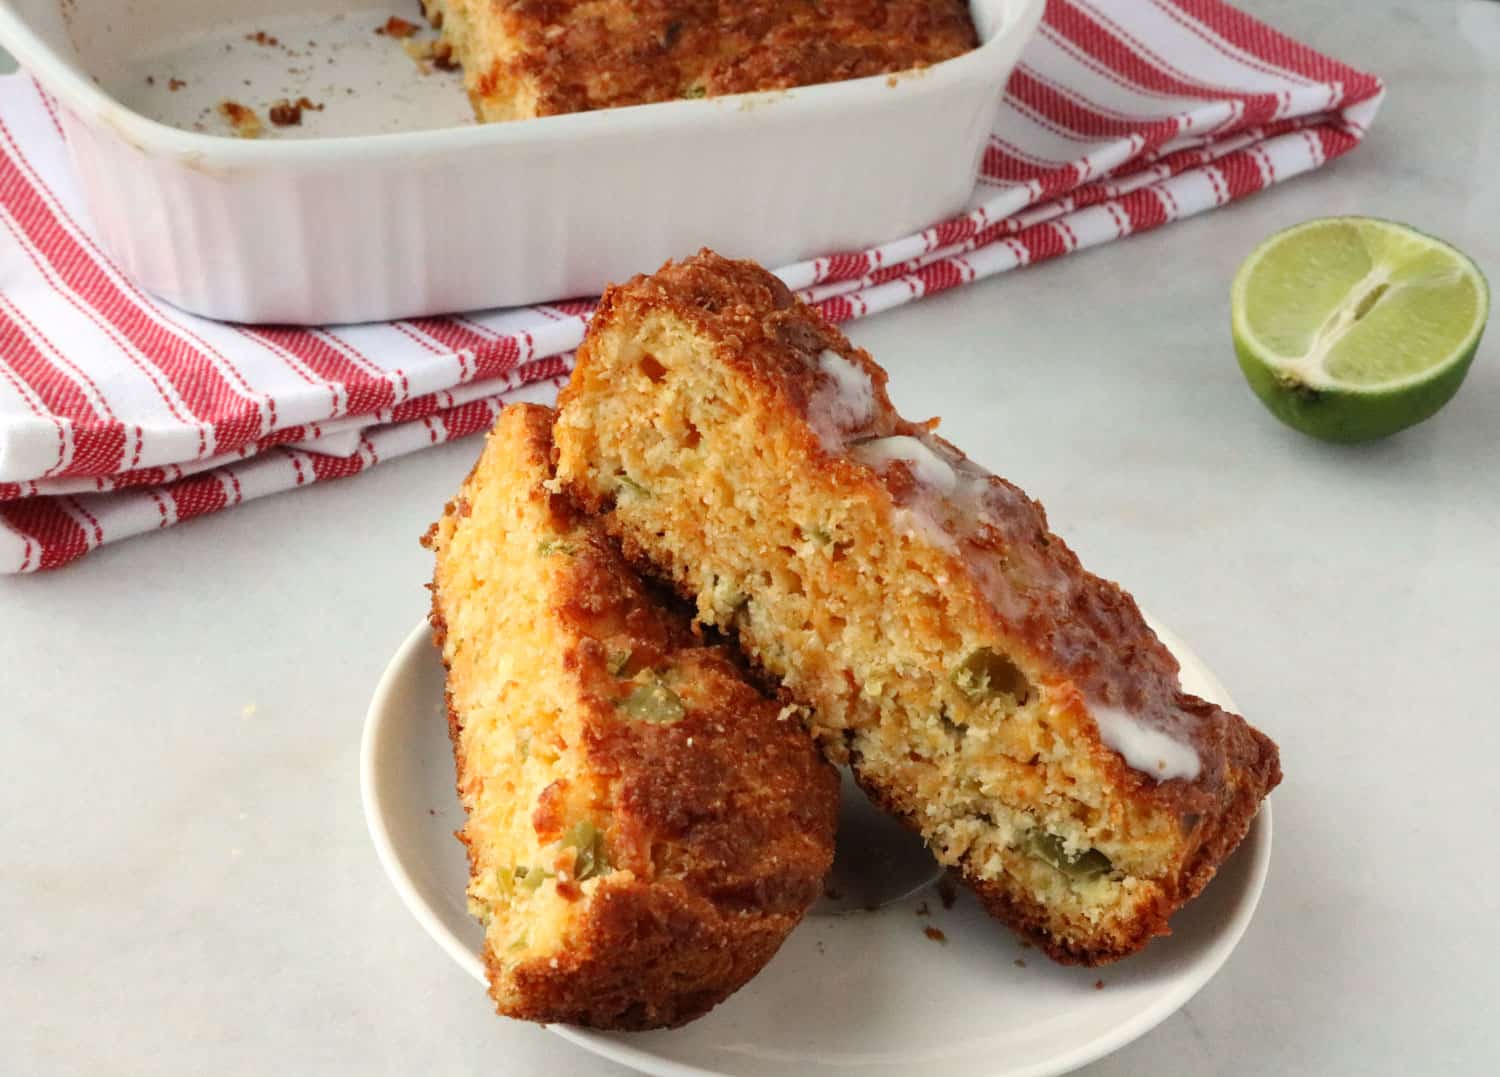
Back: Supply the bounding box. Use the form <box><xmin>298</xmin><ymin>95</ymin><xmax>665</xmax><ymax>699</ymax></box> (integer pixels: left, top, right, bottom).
<box><xmin>0</xmin><ymin>0</ymin><xmax>1382</xmax><ymax>572</ymax></box>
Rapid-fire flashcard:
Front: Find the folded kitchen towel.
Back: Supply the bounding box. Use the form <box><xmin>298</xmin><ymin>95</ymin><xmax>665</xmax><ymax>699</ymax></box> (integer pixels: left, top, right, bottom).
<box><xmin>0</xmin><ymin>0</ymin><xmax>1383</xmax><ymax>572</ymax></box>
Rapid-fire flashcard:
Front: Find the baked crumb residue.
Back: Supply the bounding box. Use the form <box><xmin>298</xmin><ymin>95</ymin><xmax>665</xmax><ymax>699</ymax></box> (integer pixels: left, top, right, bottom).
<box><xmin>402</xmin><ymin>38</ymin><xmax>446</xmax><ymax>74</ymax></box>
<box><xmin>431</xmin><ymin>41</ymin><xmax>458</xmax><ymax>71</ymax></box>
<box><xmin>938</xmin><ymin>877</ymin><xmax>959</xmax><ymax>910</ymax></box>
<box><xmin>377</xmin><ymin>15</ymin><xmax>420</xmax><ymax>38</ymax></box>
<box><xmin>217</xmin><ymin>99</ymin><xmax>262</xmax><ymax>138</ymax></box>
<box><xmin>268</xmin><ymin>96</ymin><xmax>324</xmax><ymax>126</ymax></box>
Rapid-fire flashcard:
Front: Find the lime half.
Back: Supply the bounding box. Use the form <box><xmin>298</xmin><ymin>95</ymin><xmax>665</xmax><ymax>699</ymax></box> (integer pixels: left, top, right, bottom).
<box><xmin>1231</xmin><ymin>217</ymin><xmax>1489</xmax><ymax>442</ymax></box>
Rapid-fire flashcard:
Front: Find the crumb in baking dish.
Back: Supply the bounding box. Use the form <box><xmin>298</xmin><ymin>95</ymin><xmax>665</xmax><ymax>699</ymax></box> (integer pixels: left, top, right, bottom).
<box><xmin>268</xmin><ymin>99</ymin><xmax>300</xmax><ymax>126</ymax></box>
<box><xmin>217</xmin><ymin>99</ymin><xmax>262</xmax><ymax>138</ymax></box>
<box><xmin>268</xmin><ymin>96</ymin><xmax>324</xmax><ymax>126</ymax></box>
<box><xmin>402</xmin><ymin>37</ymin><xmax>458</xmax><ymax>75</ymax></box>
<box><xmin>376</xmin><ymin>16</ymin><xmax>420</xmax><ymax>39</ymax></box>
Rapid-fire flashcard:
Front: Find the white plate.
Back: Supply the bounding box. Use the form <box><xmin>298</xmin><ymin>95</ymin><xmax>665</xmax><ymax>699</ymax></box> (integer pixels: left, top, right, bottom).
<box><xmin>363</xmin><ymin>615</ymin><xmax>1271</xmax><ymax>1077</ymax></box>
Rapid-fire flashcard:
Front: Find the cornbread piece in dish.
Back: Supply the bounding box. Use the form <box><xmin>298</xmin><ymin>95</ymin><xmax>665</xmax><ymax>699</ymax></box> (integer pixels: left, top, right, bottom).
<box><xmin>553</xmin><ymin>251</ymin><xmax>1282</xmax><ymax>966</ymax></box>
<box><xmin>420</xmin><ymin>0</ymin><xmax>978</xmax><ymax>122</ymax></box>
<box><xmin>422</xmin><ymin>404</ymin><xmax>838</xmax><ymax>1028</ymax></box>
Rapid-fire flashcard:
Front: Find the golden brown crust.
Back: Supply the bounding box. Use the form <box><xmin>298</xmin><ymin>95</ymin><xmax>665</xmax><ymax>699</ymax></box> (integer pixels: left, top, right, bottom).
<box><xmin>573</xmin><ymin>251</ymin><xmax>1279</xmax><ymax>809</ymax></box>
<box><xmin>500</xmin><ymin>875</ymin><xmax>798</xmax><ymax>1028</ymax></box>
<box><xmin>849</xmin><ymin>731</ymin><xmax>1275</xmax><ymax>965</ymax></box>
<box><xmin>431</xmin><ymin>0</ymin><xmax>976</xmax><ymax>119</ymax></box>
<box><xmin>558</xmin><ymin>251</ymin><xmax>1281</xmax><ymax>964</ymax></box>
<box><xmin>841</xmin><ymin>761</ymin><xmax>1171</xmax><ymax>962</ymax></box>
<box><xmin>423</xmin><ymin>403</ymin><xmax>838</xmax><ymax>1028</ymax></box>
<box><xmin>434</xmin><ymin>610</ymin><xmax>804</xmax><ymax>1026</ymax></box>
<box><xmin>501</xmin><ymin>642</ymin><xmax>835</xmax><ymax>1027</ymax></box>
<box><xmin>607</xmin><ymin>525</ymin><xmax>1276</xmax><ymax>965</ymax></box>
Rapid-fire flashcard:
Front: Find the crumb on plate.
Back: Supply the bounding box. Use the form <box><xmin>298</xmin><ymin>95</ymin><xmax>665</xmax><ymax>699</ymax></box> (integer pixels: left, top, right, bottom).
<box><xmin>938</xmin><ymin>876</ymin><xmax>958</xmax><ymax>909</ymax></box>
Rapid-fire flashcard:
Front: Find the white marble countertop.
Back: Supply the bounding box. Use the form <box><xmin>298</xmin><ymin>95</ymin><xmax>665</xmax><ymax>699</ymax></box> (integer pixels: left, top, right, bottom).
<box><xmin>3</xmin><ymin>2</ymin><xmax>1497</xmax><ymax>1074</ymax></box>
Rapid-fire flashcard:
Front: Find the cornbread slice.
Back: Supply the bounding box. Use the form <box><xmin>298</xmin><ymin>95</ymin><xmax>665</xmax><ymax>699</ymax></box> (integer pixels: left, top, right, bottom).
<box><xmin>423</xmin><ymin>403</ymin><xmax>837</xmax><ymax>1027</ymax></box>
<box><xmin>420</xmin><ymin>0</ymin><xmax>977</xmax><ymax>122</ymax></box>
<box><xmin>554</xmin><ymin>251</ymin><xmax>1282</xmax><ymax>966</ymax></box>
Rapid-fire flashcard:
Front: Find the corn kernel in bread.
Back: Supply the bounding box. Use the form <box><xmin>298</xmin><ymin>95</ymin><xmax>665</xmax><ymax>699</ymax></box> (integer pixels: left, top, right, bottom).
<box><xmin>554</xmin><ymin>251</ymin><xmax>1282</xmax><ymax>966</ymax></box>
<box><xmin>423</xmin><ymin>403</ymin><xmax>837</xmax><ymax>1027</ymax></box>
<box><xmin>421</xmin><ymin>0</ymin><xmax>977</xmax><ymax>122</ymax></box>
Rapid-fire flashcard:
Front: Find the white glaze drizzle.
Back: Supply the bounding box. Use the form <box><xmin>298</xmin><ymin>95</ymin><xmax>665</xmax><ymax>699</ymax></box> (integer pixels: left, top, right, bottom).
<box><xmin>851</xmin><ymin>435</ymin><xmax>957</xmax><ymax>494</ymax></box>
<box><xmin>854</xmin><ymin>435</ymin><xmax>967</xmax><ymax>552</ymax></box>
<box><xmin>808</xmin><ymin>349</ymin><xmax>876</xmax><ymax>450</ymax></box>
<box><xmin>1089</xmin><ymin>703</ymin><xmax>1201</xmax><ymax>781</ymax></box>
<box><xmin>834</xmin><ymin>420</ymin><xmax>1204</xmax><ymax>784</ymax></box>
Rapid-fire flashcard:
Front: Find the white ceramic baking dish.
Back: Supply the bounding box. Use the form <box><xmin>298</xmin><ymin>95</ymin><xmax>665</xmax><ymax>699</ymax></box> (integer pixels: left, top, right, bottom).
<box><xmin>0</xmin><ymin>0</ymin><xmax>1043</xmax><ymax>324</ymax></box>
